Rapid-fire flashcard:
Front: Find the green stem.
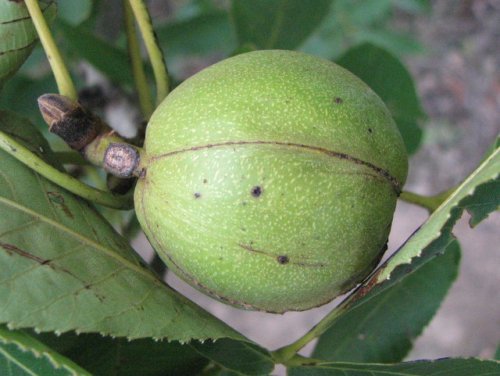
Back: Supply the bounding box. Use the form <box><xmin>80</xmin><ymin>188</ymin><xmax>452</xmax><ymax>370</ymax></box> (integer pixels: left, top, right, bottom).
<box><xmin>24</xmin><ymin>0</ymin><xmax>77</xmax><ymax>100</ymax></box>
<box><xmin>0</xmin><ymin>131</ymin><xmax>133</xmax><ymax>210</ymax></box>
<box><xmin>400</xmin><ymin>188</ymin><xmax>455</xmax><ymax>213</ymax></box>
<box><xmin>128</xmin><ymin>0</ymin><xmax>169</xmax><ymax>105</ymax></box>
<box><xmin>123</xmin><ymin>0</ymin><xmax>154</xmax><ymax>119</ymax></box>
<box><xmin>272</xmin><ymin>305</ymin><xmax>349</xmax><ymax>363</ymax></box>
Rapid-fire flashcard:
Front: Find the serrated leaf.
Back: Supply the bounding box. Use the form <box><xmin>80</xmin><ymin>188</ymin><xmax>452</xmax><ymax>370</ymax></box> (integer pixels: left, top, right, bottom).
<box><xmin>31</xmin><ymin>330</ymin><xmax>209</xmax><ymax>376</ymax></box>
<box><xmin>309</xmin><ymin>139</ymin><xmax>499</xmax><ymax>344</ymax></box>
<box><xmin>0</xmin><ymin>110</ymin><xmax>245</xmax><ymax>343</ymax></box>
<box><xmin>313</xmin><ymin>241</ymin><xmax>460</xmax><ymax>363</ymax></box>
<box><xmin>287</xmin><ymin>358</ymin><xmax>500</xmax><ymax>376</ymax></box>
<box><xmin>55</xmin><ymin>21</ymin><xmax>135</xmax><ymax>87</ymax></box>
<box><xmin>337</xmin><ymin>43</ymin><xmax>425</xmax><ymax>154</ymax></box>
<box><xmin>0</xmin><ymin>326</ymin><xmax>90</xmax><ymax>376</ymax></box>
<box><xmin>376</xmin><ymin>142</ymin><xmax>499</xmax><ymax>283</ymax></box>
<box><xmin>230</xmin><ymin>0</ymin><xmax>331</xmax><ymax>50</ymax></box>
<box><xmin>191</xmin><ymin>339</ymin><xmax>275</xmax><ymax>375</ymax></box>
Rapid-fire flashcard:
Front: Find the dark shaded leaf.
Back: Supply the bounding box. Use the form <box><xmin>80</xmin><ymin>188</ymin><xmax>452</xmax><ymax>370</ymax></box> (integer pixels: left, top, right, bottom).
<box><xmin>231</xmin><ymin>0</ymin><xmax>331</xmax><ymax>49</ymax></box>
<box><xmin>32</xmin><ymin>330</ymin><xmax>209</xmax><ymax>376</ymax></box>
<box><xmin>337</xmin><ymin>43</ymin><xmax>425</xmax><ymax>154</ymax></box>
<box><xmin>287</xmin><ymin>358</ymin><xmax>500</xmax><ymax>376</ymax></box>
<box><xmin>0</xmin><ymin>326</ymin><xmax>91</xmax><ymax>375</ymax></box>
<box><xmin>157</xmin><ymin>11</ymin><xmax>237</xmax><ymax>57</ymax></box>
<box><xmin>0</xmin><ymin>74</ymin><xmax>57</xmax><ymax>128</ymax></box>
<box><xmin>191</xmin><ymin>339</ymin><xmax>274</xmax><ymax>375</ymax></box>
<box><xmin>313</xmin><ymin>241</ymin><xmax>460</xmax><ymax>363</ymax></box>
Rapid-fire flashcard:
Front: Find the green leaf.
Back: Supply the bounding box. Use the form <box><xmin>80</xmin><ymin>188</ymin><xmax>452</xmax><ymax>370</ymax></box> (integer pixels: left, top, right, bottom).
<box><xmin>230</xmin><ymin>0</ymin><xmax>331</xmax><ymax>50</ymax></box>
<box><xmin>55</xmin><ymin>21</ymin><xmax>135</xmax><ymax>87</ymax></box>
<box><xmin>56</xmin><ymin>0</ymin><xmax>93</xmax><ymax>26</ymax></box>
<box><xmin>0</xmin><ymin>110</ymin><xmax>244</xmax><ymax>343</ymax></box>
<box><xmin>287</xmin><ymin>358</ymin><xmax>500</xmax><ymax>376</ymax></box>
<box><xmin>353</xmin><ymin>29</ymin><xmax>424</xmax><ymax>56</ymax></box>
<box><xmin>156</xmin><ymin>11</ymin><xmax>237</xmax><ymax>57</ymax></box>
<box><xmin>313</xmin><ymin>241</ymin><xmax>460</xmax><ymax>363</ymax></box>
<box><xmin>0</xmin><ymin>74</ymin><xmax>57</xmax><ymax>128</ymax></box>
<box><xmin>0</xmin><ymin>0</ymin><xmax>56</xmax><ymax>89</ymax></box>
<box><xmin>337</xmin><ymin>43</ymin><xmax>425</xmax><ymax>154</ymax></box>
<box><xmin>307</xmin><ymin>139</ymin><xmax>499</xmax><ymax>346</ymax></box>
<box><xmin>0</xmin><ymin>326</ymin><xmax>91</xmax><ymax>376</ymax></box>
<box><xmin>31</xmin><ymin>330</ymin><xmax>209</xmax><ymax>376</ymax></box>
<box><xmin>191</xmin><ymin>339</ymin><xmax>275</xmax><ymax>375</ymax></box>
<box><xmin>465</xmin><ymin>137</ymin><xmax>500</xmax><ymax>227</ymax></box>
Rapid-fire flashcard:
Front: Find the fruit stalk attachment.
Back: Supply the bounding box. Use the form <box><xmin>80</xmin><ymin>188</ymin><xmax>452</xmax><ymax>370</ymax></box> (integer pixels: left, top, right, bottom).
<box><xmin>38</xmin><ymin>94</ymin><xmax>143</xmax><ymax>180</ymax></box>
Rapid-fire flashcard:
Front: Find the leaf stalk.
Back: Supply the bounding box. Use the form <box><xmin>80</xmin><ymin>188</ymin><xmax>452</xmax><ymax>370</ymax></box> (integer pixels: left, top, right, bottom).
<box><xmin>127</xmin><ymin>0</ymin><xmax>170</xmax><ymax>105</ymax></box>
<box><xmin>0</xmin><ymin>130</ymin><xmax>133</xmax><ymax>210</ymax></box>
<box><xmin>24</xmin><ymin>0</ymin><xmax>77</xmax><ymax>100</ymax></box>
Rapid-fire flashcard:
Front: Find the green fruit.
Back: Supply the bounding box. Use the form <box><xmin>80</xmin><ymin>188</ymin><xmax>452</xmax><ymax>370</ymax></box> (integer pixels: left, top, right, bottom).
<box><xmin>135</xmin><ymin>50</ymin><xmax>408</xmax><ymax>313</ymax></box>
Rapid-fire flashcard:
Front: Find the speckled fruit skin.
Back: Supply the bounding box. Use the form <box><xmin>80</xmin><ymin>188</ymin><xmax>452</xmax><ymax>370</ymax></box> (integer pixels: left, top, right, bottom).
<box><xmin>135</xmin><ymin>50</ymin><xmax>408</xmax><ymax>313</ymax></box>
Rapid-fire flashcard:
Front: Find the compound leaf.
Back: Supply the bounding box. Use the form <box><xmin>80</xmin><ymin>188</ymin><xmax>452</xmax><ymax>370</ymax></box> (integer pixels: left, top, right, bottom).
<box><xmin>313</xmin><ymin>241</ymin><xmax>460</xmax><ymax>363</ymax></box>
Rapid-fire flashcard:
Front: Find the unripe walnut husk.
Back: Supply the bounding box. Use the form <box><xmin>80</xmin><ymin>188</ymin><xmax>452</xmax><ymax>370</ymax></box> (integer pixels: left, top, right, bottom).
<box><xmin>135</xmin><ymin>50</ymin><xmax>408</xmax><ymax>313</ymax></box>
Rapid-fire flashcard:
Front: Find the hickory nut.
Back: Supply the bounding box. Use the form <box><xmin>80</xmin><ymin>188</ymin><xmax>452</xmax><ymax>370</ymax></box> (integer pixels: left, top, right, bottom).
<box><xmin>135</xmin><ymin>50</ymin><xmax>408</xmax><ymax>313</ymax></box>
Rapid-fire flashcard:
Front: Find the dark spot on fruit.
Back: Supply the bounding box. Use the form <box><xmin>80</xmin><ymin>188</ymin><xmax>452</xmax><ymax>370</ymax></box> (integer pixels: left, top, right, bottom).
<box><xmin>251</xmin><ymin>186</ymin><xmax>262</xmax><ymax>197</ymax></box>
<box><xmin>241</xmin><ymin>227</ymin><xmax>246</xmax><ymax>232</ymax></box>
<box><xmin>203</xmin><ymin>179</ymin><xmax>208</xmax><ymax>184</ymax></box>
<box><xmin>277</xmin><ymin>255</ymin><xmax>289</xmax><ymax>264</ymax></box>
<box><xmin>368</xmin><ymin>128</ymin><xmax>373</xmax><ymax>133</ymax></box>
<box><xmin>194</xmin><ymin>192</ymin><xmax>201</xmax><ymax>199</ymax></box>
<box><xmin>334</xmin><ymin>97</ymin><xmax>343</xmax><ymax>104</ymax></box>
<box><xmin>241</xmin><ymin>201</ymin><xmax>247</xmax><ymax>206</ymax></box>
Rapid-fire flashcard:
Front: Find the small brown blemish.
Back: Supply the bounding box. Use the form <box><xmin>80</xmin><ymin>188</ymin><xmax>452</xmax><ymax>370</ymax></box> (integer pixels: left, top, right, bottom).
<box><xmin>334</xmin><ymin>97</ymin><xmax>343</xmax><ymax>104</ymax></box>
<box><xmin>368</xmin><ymin>128</ymin><xmax>373</xmax><ymax>134</ymax></box>
<box><xmin>277</xmin><ymin>255</ymin><xmax>289</xmax><ymax>264</ymax></box>
<box><xmin>251</xmin><ymin>186</ymin><xmax>262</xmax><ymax>197</ymax></box>
<box><xmin>203</xmin><ymin>179</ymin><xmax>208</xmax><ymax>184</ymax></box>
<box><xmin>194</xmin><ymin>192</ymin><xmax>201</xmax><ymax>199</ymax></box>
